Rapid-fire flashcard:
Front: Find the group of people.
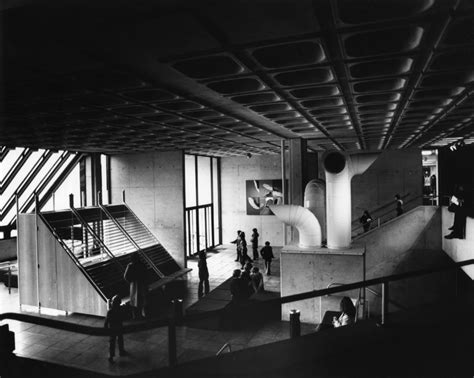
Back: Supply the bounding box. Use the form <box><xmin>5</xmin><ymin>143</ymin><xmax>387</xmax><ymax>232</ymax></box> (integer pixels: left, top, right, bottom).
<box><xmin>230</xmin><ymin>263</ymin><xmax>265</xmax><ymax>302</ymax></box>
<box><xmin>359</xmin><ymin>193</ymin><xmax>405</xmax><ymax>233</ymax></box>
<box><xmin>231</xmin><ymin>229</ymin><xmax>275</xmax><ymax>275</ymax></box>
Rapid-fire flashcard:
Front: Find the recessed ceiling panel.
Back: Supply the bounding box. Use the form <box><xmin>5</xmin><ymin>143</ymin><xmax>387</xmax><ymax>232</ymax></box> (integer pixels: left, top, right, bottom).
<box><xmin>207</xmin><ymin>77</ymin><xmax>265</xmax><ymax>94</ymax></box>
<box><xmin>289</xmin><ymin>85</ymin><xmax>340</xmax><ymax>99</ymax></box>
<box><xmin>252</xmin><ymin>41</ymin><xmax>325</xmax><ymax>69</ymax></box>
<box><xmin>349</xmin><ymin>58</ymin><xmax>413</xmax><ymax>78</ymax></box>
<box><xmin>336</xmin><ymin>0</ymin><xmax>434</xmax><ymax>24</ymax></box>
<box><xmin>353</xmin><ymin>78</ymin><xmax>406</xmax><ymax>93</ymax></box>
<box><xmin>343</xmin><ymin>26</ymin><xmax>424</xmax><ymax>58</ymax></box>
<box><xmin>273</xmin><ymin>67</ymin><xmax>333</xmax><ymax>86</ymax></box>
<box><xmin>172</xmin><ymin>55</ymin><xmax>244</xmax><ymax>79</ymax></box>
<box><xmin>300</xmin><ymin>98</ymin><xmax>344</xmax><ymax>108</ymax></box>
<box><xmin>231</xmin><ymin>92</ymin><xmax>280</xmax><ymax>104</ymax></box>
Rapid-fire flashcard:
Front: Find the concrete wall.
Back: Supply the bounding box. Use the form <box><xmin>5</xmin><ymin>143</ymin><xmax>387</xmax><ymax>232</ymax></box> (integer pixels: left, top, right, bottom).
<box><xmin>355</xmin><ymin>206</ymin><xmax>441</xmax><ymax>279</ymax></box>
<box><xmin>221</xmin><ymin>154</ymin><xmax>284</xmax><ymax>246</ymax></box>
<box><xmin>280</xmin><ymin>245</ymin><xmax>365</xmax><ymax>324</ymax></box>
<box><xmin>351</xmin><ymin>149</ymin><xmax>423</xmax><ymax>219</ymax></box>
<box><xmin>110</xmin><ymin>151</ymin><xmax>185</xmax><ymax>267</ymax></box>
<box><xmin>0</xmin><ymin>238</ymin><xmax>17</xmax><ymax>262</ymax></box>
<box><xmin>442</xmin><ymin>206</ymin><xmax>474</xmax><ymax>278</ymax></box>
<box><xmin>355</xmin><ymin>206</ymin><xmax>456</xmax><ymax>313</ymax></box>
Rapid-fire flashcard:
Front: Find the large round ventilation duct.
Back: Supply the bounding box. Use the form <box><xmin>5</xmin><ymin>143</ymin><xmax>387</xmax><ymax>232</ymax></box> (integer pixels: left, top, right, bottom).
<box><xmin>304</xmin><ymin>179</ymin><xmax>326</xmax><ymax>242</ymax></box>
<box><xmin>269</xmin><ymin>204</ymin><xmax>322</xmax><ymax>248</ymax></box>
<box><xmin>323</xmin><ymin>151</ymin><xmax>379</xmax><ymax>249</ymax></box>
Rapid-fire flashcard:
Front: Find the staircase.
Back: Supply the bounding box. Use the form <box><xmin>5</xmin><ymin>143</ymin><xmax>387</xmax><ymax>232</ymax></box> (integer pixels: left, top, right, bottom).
<box><xmin>40</xmin><ymin>203</ymin><xmax>189</xmax><ymax>302</ymax></box>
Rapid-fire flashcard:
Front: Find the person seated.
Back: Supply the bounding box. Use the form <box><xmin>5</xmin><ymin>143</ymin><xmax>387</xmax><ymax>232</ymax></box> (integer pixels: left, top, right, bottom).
<box><xmin>316</xmin><ymin>296</ymin><xmax>356</xmax><ymax>332</ymax></box>
<box><xmin>250</xmin><ymin>266</ymin><xmax>264</xmax><ymax>293</ymax></box>
<box><xmin>332</xmin><ymin>296</ymin><xmax>356</xmax><ymax>328</ymax></box>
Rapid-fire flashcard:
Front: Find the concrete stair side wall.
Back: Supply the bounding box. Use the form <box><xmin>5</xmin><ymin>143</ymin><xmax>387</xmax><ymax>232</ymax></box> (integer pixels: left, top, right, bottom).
<box><xmin>355</xmin><ymin>206</ymin><xmax>456</xmax><ymax>315</ymax></box>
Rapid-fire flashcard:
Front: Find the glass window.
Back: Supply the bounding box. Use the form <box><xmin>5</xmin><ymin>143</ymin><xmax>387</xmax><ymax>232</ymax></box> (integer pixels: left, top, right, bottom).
<box><xmin>198</xmin><ymin>156</ymin><xmax>212</xmax><ymax>205</ymax></box>
<box><xmin>185</xmin><ymin>155</ymin><xmax>197</xmax><ymax>207</ymax></box>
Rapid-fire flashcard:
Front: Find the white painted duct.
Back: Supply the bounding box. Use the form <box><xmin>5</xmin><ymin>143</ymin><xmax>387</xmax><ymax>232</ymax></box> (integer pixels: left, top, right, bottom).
<box><xmin>323</xmin><ymin>151</ymin><xmax>379</xmax><ymax>249</ymax></box>
<box><xmin>269</xmin><ymin>204</ymin><xmax>322</xmax><ymax>247</ymax></box>
<box><xmin>304</xmin><ymin>179</ymin><xmax>326</xmax><ymax>242</ymax></box>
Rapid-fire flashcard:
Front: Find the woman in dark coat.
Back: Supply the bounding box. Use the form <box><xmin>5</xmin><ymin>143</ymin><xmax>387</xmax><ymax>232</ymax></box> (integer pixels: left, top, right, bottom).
<box><xmin>250</xmin><ymin>228</ymin><xmax>259</xmax><ymax>260</ymax></box>
<box><xmin>238</xmin><ymin>232</ymin><xmax>252</xmax><ymax>268</ymax></box>
<box><xmin>198</xmin><ymin>251</ymin><xmax>210</xmax><ymax>297</ymax></box>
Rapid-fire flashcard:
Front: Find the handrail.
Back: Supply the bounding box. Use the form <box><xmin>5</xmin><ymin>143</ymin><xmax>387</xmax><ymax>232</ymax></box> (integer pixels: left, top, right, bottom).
<box><xmin>352</xmin><ymin>192</ymin><xmax>412</xmax><ymax>225</ymax></box>
<box><xmin>366</xmin><ymin>287</ymin><xmax>408</xmax><ymax>311</ymax></box>
<box><xmin>120</xmin><ymin>201</ymin><xmax>162</xmax><ymax>247</ymax></box>
<box><xmin>69</xmin><ymin>206</ymin><xmax>124</xmax><ymax>268</ymax></box>
<box><xmin>2</xmin><ymin>258</ymin><xmax>472</xmax><ymax>333</ymax></box>
<box><xmin>216</xmin><ymin>342</ymin><xmax>232</xmax><ymax>356</ymax></box>
<box><xmin>352</xmin><ymin>194</ymin><xmax>425</xmax><ymax>235</ymax></box>
<box><xmin>99</xmin><ymin>203</ymin><xmax>164</xmax><ymax>278</ymax></box>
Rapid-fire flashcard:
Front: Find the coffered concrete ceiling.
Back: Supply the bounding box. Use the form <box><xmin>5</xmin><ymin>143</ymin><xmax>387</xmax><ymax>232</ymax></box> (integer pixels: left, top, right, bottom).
<box><xmin>1</xmin><ymin>0</ymin><xmax>474</xmax><ymax>156</ymax></box>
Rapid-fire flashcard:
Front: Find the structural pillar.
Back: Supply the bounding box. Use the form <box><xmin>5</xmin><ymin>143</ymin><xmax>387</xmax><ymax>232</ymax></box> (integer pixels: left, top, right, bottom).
<box><xmin>288</xmin><ymin>139</ymin><xmax>307</xmax><ymax>244</ymax></box>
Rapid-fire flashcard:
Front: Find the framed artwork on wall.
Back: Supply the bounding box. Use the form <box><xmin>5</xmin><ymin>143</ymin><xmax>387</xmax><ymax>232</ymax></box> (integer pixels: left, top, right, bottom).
<box><xmin>246</xmin><ymin>179</ymin><xmax>283</xmax><ymax>215</ymax></box>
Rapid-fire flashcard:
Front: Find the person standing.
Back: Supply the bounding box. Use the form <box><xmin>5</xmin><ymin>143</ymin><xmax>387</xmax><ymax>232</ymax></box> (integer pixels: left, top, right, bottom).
<box><xmin>198</xmin><ymin>251</ymin><xmax>210</xmax><ymax>298</ymax></box>
<box><xmin>239</xmin><ymin>232</ymin><xmax>252</xmax><ymax>268</ymax></box>
<box><xmin>250</xmin><ymin>228</ymin><xmax>259</xmax><ymax>260</ymax></box>
<box><xmin>260</xmin><ymin>241</ymin><xmax>274</xmax><ymax>275</ymax></box>
<box><xmin>104</xmin><ymin>295</ymin><xmax>127</xmax><ymax>363</ymax></box>
<box><xmin>231</xmin><ymin>230</ymin><xmax>242</xmax><ymax>262</ymax></box>
<box><xmin>395</xmin><ymin>194</ymin><xmax>404</xmax><ymax>216</ymax></box>
<box><xmin>445</xmin><ymin>185</ymin><xmax>467</xmax><ymax>239</ymax></box>
<box><xmin>124</xmin><ymin>253</ymin><xmax>148</xmax><ymax>319</ymax></box>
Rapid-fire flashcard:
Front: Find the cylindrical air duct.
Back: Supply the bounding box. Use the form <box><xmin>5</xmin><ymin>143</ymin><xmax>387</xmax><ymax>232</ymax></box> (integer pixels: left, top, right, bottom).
<box><xmin>269</xmin><ymin>204</ymin><xmax>322</xmax><ymax>247</ymax></box>
<box><xmin>304</xmin><ymin>179</ymin><xmax>326</xmax><ymax>242</ymax></box>
<box><xmin>323</xmin><ymin>151</ymin><xmax>379</xmax><ymax>249</ymax></box>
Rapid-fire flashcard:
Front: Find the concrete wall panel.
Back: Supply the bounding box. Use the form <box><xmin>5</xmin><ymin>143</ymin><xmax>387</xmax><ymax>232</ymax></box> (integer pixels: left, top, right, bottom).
<box><xmin>111</xmin><ymin>150</ymin><xmax>185</xmax><ymax>267</ymax></box>
<box><xmin>221</xmin><ymin>154</ymin><xmax>284</xmax><ymax>245</ymax></box>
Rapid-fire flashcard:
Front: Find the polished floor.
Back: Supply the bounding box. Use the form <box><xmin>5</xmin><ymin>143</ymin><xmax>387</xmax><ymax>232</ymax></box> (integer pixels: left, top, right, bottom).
<box><xmin>0</xmin><ymin>245</ymin><xmax>314</xmax><ymax>376</ymax></box>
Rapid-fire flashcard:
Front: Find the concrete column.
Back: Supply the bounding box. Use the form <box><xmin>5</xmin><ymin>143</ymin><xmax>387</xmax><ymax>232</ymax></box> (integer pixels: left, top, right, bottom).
<box><xmin>288</xmin><ymin>138</ymin><xmax>307</xmax><ymax>207</ymax></box>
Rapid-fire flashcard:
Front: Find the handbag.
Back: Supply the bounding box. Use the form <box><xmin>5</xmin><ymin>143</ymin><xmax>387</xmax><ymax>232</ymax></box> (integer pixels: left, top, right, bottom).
<box><xmin>448</xmin><ymin>203</ymin><xmax>458</xmax><ymax>213</ymax></box>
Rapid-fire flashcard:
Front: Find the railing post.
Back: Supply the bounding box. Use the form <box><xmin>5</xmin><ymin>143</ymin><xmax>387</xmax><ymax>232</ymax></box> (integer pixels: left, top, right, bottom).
<box><xmin>168</xmin><ymin>319</ymin><xmax>177</xmax><ymax>367</ymax></box>
<box><xmin>289</xmin><ymin>309</ymin><xmax>300</xmax><ymax>338</ymax></box>
<box><xmin>122</xmin><ymin>190</ymin><xmax>126</xmax><ymax>203</ymax></box>
<box><xmin>8</xmin><ymin>267</ymin><xmax>12</xmax><ymax>295</ymax></box>
<box><xmin>381</xmin><ymin>282</ymin><xmax>389</xmax><ymax>325</ymax></box>
<box><xmin>69</xmin><ymin>194</ymin><xmax>74</xmax><ymax>208</ymax></box>
<box><xmin>97</xmin><ymin>191</ymin><xmax>102</xmax><ymax>205</ymax></box>
<box><xmin>173</xmin><ymin>299</ymin><xmax>184</xmax><ymax>325</ymax></box>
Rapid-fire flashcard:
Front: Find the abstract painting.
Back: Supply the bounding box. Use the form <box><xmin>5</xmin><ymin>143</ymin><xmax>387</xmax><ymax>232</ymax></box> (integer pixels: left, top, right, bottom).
<box><xmin>246</xmin><ymin>179</ymin><xmax>283</xmax><ymax>215</ymax></box>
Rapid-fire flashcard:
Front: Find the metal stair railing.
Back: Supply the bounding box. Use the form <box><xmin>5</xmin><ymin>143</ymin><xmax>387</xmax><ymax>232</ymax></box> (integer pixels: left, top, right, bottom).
<box><xmin>69</xmin><ymin>204</ymin><xmax>126</xmax><ymax>273</ymax></box>
<box><xmin>120</xmin><ymin>201</ymin><xmax>162</xmax><ymax>248</ymax></box>
<box><xmin>37</xmin><ymin>211</ymin><xmax>108</xmax><ymax>302</ymax></box>
<box><xmin>99</xmin><ymin>203</ymin><xmax>164</xmax><ymax>279</ymax></box>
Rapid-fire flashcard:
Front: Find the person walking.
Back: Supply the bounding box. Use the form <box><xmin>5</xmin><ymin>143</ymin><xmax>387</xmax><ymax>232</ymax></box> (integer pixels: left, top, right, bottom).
<box><xmin>260</xmin><ymin>241</ymin><xmax>274</xmax><ymax>275</ymax></box>
<box><xmin>104</xmin><ymin>295</ymin><xmax>127</xmax><ymax>363</ymax></box>
<box><xmin>198</xmin><ymin>251</ymin><xmax>210</xmax><ymax>298</ymax></box>
<box><xmin>359</xmin><ymin>210</ymin><xmax>373</xmax><ymax>232</ymax></box>
<box><xmin>250</xmin><ymin>228</ymin><xmax>259</xmax><ymax>260</ymax></box>
<box><xmin>231</xmin><ymin>230</ymin><xmax>242</xmax><ymax>262</ymax></box>
<box><xmin>124</xmin><ymin>253</ymin><xmax>148</xmax><ymax>319</ymax></box>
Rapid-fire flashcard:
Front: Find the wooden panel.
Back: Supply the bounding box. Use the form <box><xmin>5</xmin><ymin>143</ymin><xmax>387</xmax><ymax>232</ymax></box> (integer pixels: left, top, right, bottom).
<box><xmin>55</xmin><ymin>237</ymin><xmax>107</xmax><ymax>316</ymax></box>
<box><xmin>18</xmin><ymin>214</ymin><xmax>38</xmax><ymax>307</ymax></box>
<box><xmin>37</xmin><ymin>219</ymin><xmax>58</xmax><ymax>309</ymax></box>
